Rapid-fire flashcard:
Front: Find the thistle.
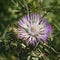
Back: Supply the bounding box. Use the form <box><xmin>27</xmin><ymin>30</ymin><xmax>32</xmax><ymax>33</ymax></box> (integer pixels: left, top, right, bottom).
<box><xmin>17</xmin><ymin>14</ymin><xmax>52</xmax><ymax>46</ymax></box>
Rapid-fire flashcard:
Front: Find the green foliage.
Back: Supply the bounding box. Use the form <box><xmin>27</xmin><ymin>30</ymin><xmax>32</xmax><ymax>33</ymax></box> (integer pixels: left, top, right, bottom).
<box><xmin>0</xmin><ymin>0</ymin><xmax>60</xmax><ymax>60</ymax></box>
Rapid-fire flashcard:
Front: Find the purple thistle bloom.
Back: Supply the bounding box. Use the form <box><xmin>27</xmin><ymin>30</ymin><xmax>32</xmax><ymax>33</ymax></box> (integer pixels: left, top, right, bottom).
<box><xmin>17</xmin><ymin>13</ymin><xmax>52</xmax><ymax>46</ymax></box>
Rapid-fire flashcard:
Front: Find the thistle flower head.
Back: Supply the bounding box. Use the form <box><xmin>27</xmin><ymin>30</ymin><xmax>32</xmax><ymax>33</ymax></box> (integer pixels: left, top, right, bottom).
<box><xmin>17</xmin><ymin>14</ymin><xmax>52</xmax><ymax>46</ymax></box>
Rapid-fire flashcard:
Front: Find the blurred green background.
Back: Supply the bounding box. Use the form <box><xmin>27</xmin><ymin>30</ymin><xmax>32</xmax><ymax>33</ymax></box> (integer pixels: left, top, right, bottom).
<box><xmin>0</xmin><ymin>0</ymin><xmax>60</xmax><ymax>60</ymax></box>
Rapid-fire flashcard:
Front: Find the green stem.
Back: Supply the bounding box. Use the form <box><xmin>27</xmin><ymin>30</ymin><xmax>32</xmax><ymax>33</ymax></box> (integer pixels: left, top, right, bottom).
<box><xmin>24</xmin><ymin>0</ymin><xmax>29</xmax><ymax>15</ymax></box>
<box><xmin>0</xmin><ymin>25</ymin><xmax>9</xmax><ymax>39</ymax></box>
<box><xmin>44</xmin><ymin>44</ymin><xmax>60</xmax><ymax>54</ymax></box>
